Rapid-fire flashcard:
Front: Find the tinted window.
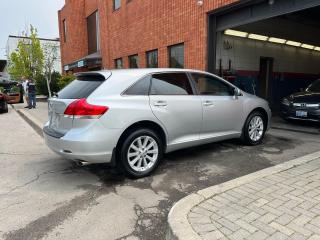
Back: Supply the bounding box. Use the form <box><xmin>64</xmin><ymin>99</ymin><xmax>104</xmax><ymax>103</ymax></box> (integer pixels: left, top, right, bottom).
<box><xmin>307</xmin><ymin>79</ymin><xmax>320</xmax><ymax>92</ymax></box>
<box><xmin>58</xmin><ymin>75</ymin><xmax>104</xmax><ymax>99</ymax></box>
<box><xmin>150</xmin><ymin>73</ymin><xmax>193</xmax><ymax>95</ymax></box>
<box><xmin>129</xmin><ymin>54</ymin><xmax>139</xmax><ymax>68</ymax></box>
<box><xmin>124</xmin><ymin>76</ymin><xmax>150</xmax><ymax>95</ymax></box>
<box><xmin>146</xmin><ymin>50</ymin><xmax>158</xmax><ymax>68</ymax></box>
<box><xmin>169</xmin><ymin>43</ymin><xmax>184</xmax><ymax>68</ymax></box>
<box><xmin>191</xmin><ymin>73</ymin><xmax>234</xmax><ymax>96</ymax></box>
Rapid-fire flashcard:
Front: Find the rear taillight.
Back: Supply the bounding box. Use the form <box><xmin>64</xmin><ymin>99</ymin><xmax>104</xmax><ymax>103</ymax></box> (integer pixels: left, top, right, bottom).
<box><xmin>64</xmin><ymin>98</ymin><xmax>108</xmax><ymax>118</ymax></box>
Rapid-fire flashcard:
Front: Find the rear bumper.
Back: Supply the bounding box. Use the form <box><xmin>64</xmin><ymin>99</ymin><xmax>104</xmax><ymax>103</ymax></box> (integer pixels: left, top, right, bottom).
<box><xmin>280</xmin><ymin>105</ymin><xmax>320</xmax><ymax>122</ymax></box>
<box><xmin>43</xmin><ymin>123</ymin><xmax>123</xmax><ymax>164</ymax></box>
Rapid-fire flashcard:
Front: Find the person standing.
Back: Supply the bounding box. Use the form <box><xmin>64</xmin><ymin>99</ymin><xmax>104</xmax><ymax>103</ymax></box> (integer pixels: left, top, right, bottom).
<box><xmin>21</xmin><ymin>76</ymin><xmax>29</xmax><ymax>108</ymax></box>
<box><xmin>27</xmin><ymin>79</ymin><xmax>36</xmax><ymax>109</ymax></box>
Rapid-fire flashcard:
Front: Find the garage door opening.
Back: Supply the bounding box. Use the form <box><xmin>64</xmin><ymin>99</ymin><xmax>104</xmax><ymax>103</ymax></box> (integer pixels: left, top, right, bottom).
<box><xmin>208</xmin><ymin>1</ymin><xmax>320</xmax><ymax>110</ymax></box>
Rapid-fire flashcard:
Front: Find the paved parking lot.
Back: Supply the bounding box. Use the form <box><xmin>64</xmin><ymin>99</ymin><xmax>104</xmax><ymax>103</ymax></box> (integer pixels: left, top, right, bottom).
<box><xmin>0</xmin><ymin>107</ymin><xmax>320</xmax><ymax>240</ymax></box>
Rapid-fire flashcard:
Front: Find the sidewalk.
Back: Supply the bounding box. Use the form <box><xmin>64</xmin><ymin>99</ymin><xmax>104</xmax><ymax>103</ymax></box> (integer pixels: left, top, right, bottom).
<box><xmin>167</xmin><ymin>151</ymin><xmax>320</xmax><ymax>240</ymax></box>
<box><xmin>13</xmin><ymin>102</ymin><xmax>48</xmax><ymax>135</ymax></box>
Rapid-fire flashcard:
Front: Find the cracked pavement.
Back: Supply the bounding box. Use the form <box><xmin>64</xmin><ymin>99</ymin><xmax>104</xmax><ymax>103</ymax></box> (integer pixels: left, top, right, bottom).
<box><xmin>0</xmin><ymin>108</ymin><xmax>320</xmax><ymax>240</ymax></box>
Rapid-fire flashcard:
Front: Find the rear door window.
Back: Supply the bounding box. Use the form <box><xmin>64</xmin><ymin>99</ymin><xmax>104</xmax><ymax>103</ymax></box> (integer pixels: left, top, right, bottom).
<box><xmin>58</xmin><ymin>75</ymin><xmax>105</xmax><ymax>99</ymax></box>
<box><xmin>150</xmin><ymin>73</ymin><xmax>193</xmax><ymax>95</ymax></box>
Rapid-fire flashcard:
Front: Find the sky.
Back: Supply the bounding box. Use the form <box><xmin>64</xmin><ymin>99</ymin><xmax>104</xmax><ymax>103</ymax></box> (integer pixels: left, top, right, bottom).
<box><xmin>0</xmin><ymin>0</ymin><xmax>65</xmax><ymax>59</ymax></box>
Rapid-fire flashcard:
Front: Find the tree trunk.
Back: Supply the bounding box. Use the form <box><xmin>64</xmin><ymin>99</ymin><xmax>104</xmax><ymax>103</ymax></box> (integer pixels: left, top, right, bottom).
<box><xmin>46</xmin><ymin>69</ymin><xmax>52</xmax><ymax>98</ymax></box>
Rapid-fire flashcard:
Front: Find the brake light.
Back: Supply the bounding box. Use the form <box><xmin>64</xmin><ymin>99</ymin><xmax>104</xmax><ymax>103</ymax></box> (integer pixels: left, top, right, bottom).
<box><xmin>64</xmin><ymin>98</ymin><xmax>108</xmax><ymax>118</ymax></box>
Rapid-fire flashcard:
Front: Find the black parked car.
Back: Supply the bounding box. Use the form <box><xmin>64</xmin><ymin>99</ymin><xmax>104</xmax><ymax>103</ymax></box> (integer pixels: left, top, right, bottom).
<box><xmin>280</xmin><ymin>79</ymin><xmax>320</xmax><ymax>122</ymax></box>
<box><xmin>0</xmin><ymin>91</ymin><xmax>8</xmax><ymax>113</ymax></box>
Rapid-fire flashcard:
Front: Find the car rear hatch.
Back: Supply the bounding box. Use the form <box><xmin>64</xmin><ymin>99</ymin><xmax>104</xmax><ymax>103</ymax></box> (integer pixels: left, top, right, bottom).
<box><xmin>45</xmin><ymin>72</ymin><xmax>111</xmax><ymax>138</ymax></box>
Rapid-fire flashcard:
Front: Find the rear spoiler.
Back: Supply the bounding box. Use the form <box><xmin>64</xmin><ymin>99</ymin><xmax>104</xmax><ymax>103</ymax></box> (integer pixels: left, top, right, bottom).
<box><xmin>74</xmin><ymin>71</ymin><xmax>112</xmax><ymax>81</ymax></box>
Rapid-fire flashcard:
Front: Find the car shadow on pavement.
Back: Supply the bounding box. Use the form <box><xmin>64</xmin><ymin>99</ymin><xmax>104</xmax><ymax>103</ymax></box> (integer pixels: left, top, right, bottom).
<box><xmin>85</xmin><ymin>133</ymin><xmax>295</xmax><ymax>186</ymax></box>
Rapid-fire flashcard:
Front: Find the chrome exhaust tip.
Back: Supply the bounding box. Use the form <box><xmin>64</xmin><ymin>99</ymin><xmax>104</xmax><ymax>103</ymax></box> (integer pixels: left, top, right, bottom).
<box><xmin>75</xmin><ymin>160</ymin><xmax>91</xmax><ymax>167</ymax></box>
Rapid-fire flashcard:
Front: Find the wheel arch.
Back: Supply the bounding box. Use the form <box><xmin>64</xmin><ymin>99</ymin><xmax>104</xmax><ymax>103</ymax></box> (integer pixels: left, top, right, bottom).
<box><xmin>248</xmin><ymin>107</ymin><xmax>269</xmax><ymax>128</ymax></box>
<box><xmin>115</xmin><ymin>120</ymin><xmax>167</xmax><ymax>155</ymax></box>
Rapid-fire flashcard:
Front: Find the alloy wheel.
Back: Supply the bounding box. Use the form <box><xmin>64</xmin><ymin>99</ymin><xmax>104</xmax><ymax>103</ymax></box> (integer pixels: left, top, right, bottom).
<box><xmin>127</xmin><ymin>136</ymin><xmax>159</xmax><ymax>172</ymax></box>
<box><xmin>248</xmin><ymin>116</ymin><xmax>264</xmax><ymax>142</ymax></box>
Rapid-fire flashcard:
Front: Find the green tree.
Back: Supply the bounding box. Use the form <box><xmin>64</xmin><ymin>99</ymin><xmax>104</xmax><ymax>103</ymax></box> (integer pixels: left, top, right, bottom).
<box><xmin>8</xmin><ymin>25</ymin><xmax>44</xmax><ymax>80</ymax></box>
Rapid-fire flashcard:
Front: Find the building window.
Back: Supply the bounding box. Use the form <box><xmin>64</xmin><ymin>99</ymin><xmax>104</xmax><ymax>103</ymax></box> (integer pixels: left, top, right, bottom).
<box><xmin>169</xmin><ymin>43</ymin><xmax>184</xmax><ymax>68</ymax></box>
<box><xmin>129</xmin><ymin>54</ymin><xmax>139</xmax><ymax>68</ymax></box>
<box><xmin>115</xmin><ymin>58</ymin><xmax>123</xmax><ymax>69</ymax></box>
<box><xmin>114</xmin><ymin>0</ymin><xmax>121</xmax><ymax>10</ymax></box>
<box><xmin>87</xmin><ymin>11</ymin><xmax>100</xmax><ymax>54</ymax></box>
<box><xmin>63</xmin><ymin>19</ymin><xmax>67</xmax><ymax>42</ymax></box>
<box><xmin>146</xmin><ymin>49</ymin><xmax>158</xmax><ymax>68</ymax></box>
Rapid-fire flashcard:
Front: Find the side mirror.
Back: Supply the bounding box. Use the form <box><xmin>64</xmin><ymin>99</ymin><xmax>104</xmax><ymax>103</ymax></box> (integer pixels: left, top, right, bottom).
<box><xmin>234</xmin><ymin>88</ymin><xmax>241</xmax><ymax>96</ymax></box>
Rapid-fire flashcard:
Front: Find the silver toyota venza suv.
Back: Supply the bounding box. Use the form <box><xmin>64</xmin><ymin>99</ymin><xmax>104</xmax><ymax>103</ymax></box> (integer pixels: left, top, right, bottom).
<box><xmin>43</xmin><ymin>69</ymin><xmax>271</xmax><ymax>178</ymax></box>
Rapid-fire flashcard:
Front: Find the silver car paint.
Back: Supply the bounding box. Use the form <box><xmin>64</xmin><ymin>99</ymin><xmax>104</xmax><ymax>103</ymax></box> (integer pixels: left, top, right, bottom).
<box><xmin>43</xmin><ymin>68</ymin><xmax>271</xmax><ymax>164</ymax></box>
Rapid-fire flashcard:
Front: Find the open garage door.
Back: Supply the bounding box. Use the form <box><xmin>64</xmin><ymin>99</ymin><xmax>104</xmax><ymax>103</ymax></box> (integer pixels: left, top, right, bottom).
<box><xmin>208</xmin><ymin>0</ymin><xmax>320</xmax><ymax>108</ymax></box>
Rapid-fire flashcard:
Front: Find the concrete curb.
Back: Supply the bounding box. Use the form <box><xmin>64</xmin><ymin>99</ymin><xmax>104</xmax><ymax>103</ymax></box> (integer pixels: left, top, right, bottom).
<box><xmin>166</xmin><ymin>150</ymin><xmax>320</xmax><ymax>240</ymax></box>
<box><xmin>15</xmin><ymin>107</ymin><xmax>44</xmax><ymax>137</ymax></box>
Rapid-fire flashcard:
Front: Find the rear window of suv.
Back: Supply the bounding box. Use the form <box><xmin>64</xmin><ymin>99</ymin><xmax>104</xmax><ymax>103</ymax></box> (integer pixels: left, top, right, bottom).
<box><xmin>58</xmin><ymin>75</ymin><xmax>105</xmax><ymax>99</ymax></box>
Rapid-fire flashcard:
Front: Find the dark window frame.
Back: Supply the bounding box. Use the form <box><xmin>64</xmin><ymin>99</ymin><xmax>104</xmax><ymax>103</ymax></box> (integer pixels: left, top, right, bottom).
<box><xmin>168</xmin><ymin>43</ymin><xmax>184</xmax><ymax>68</ymax></box>
<box><xmin>150</xmin><ymin>72</ymin><xmax>195</xmax><ymax>96</ymax></box>
<box><xmin>128</xmin><ymin>54</ymin><xmax>139</xmax><ymax>68</ymax></box>
<box><xmin>62</xmin><ymin>19</ymin><xmax>67</xmax><ymax>42</ymax></box>
<box><xmin>146</xmin><ymin>49</ymin><xmax>158</xmax><ymax>68</ymax></box>
<box><xmin>87</xmin><ymin>11</ymin><xmax>100</xmax><ymax>54</ymax></box>
<box><xmin>114</xmin><ymin>58</ymin><xmax>123</xmax><ymax>69</ymax></box>
<box><xmin>113</xmin><ymin>0</ymin><xmax>121</xmax><ymax>11</ymax></box>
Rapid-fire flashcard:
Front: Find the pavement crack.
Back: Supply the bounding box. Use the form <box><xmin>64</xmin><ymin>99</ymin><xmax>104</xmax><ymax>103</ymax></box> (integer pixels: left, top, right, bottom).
<box><xmin>0</xmin><ymin>166</ymin><xmax>79</xmax><ymax>197</ymax></box>
<box><xmin>2</xmin><ymin>185</ymin><xmax>110</xmax><ymax>240</ymax></box>
<box><xmin>0</xmin><ymin>201</ymin><xmax>24</xmax><ymax>211</ymax></box>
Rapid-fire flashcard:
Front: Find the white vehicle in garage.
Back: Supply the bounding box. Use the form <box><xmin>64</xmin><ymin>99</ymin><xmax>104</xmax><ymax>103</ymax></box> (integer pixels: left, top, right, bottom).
<box><xmin>43</xmin><ymin>69</ymin><xmax>271</xmax><ymax>178</ymax></box>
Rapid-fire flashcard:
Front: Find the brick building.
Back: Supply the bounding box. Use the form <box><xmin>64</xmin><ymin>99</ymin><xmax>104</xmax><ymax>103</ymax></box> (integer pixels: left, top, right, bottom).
<box><xmin>59</xmin><ymin>0</ymin><xmax>239</xmax><ymax>72</ymax></box>
<box><xmin>59</xmin><ymin>0</ymin><xmax>320</xmax><ymax>105</ymax></box>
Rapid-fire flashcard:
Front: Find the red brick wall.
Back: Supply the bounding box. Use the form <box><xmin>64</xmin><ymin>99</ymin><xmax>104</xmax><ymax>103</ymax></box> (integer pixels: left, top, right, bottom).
<box><xmin>58</xmin><ymin>0</ymin><xmax>239</xmax><ymax>72</ymax></box>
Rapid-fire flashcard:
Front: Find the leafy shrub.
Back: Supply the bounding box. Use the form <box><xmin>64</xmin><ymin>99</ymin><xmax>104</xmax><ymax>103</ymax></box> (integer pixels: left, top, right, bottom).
<box><xmin>58</xmin><ymin>74</ymin><xmax>76</xmax><ymax>89</ymax></box>
<box><xmin>35</xmin><ymin>71</ymin><xmax>61</xmax><ymax>96</ymax></box>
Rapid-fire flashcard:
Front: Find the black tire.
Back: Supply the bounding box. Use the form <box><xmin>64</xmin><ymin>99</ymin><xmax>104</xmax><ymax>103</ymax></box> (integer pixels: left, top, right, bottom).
<box><xmin>241</xmin><ymin>111</ymin><xmax>266</xmax><ymax>146</ymax></box>
<box><xmin>0</xmin><ymin>102</ymin><xmax>8</xmax><ymax>113</ymax></box>
<box><xmin>4</xmin><ymin>102</ymin><xmax>8</xmax><ymax>113</ymax></box>
<box><xmin>118</xmin><ymin>128</ymin><xmax>163</xmax><ymax>178</ymax></box>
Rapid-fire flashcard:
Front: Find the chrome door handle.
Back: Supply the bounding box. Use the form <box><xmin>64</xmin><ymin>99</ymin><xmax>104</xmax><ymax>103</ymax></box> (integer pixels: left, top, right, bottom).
<box><xmin>154</xmin><ymin>101</ymin><xmax>167</xmax><ymax>107</ymax></box>
<box><xmin>203</xmin><ymin>101</ymin><xmax>214</xmax><ymax>106</ymax></box>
